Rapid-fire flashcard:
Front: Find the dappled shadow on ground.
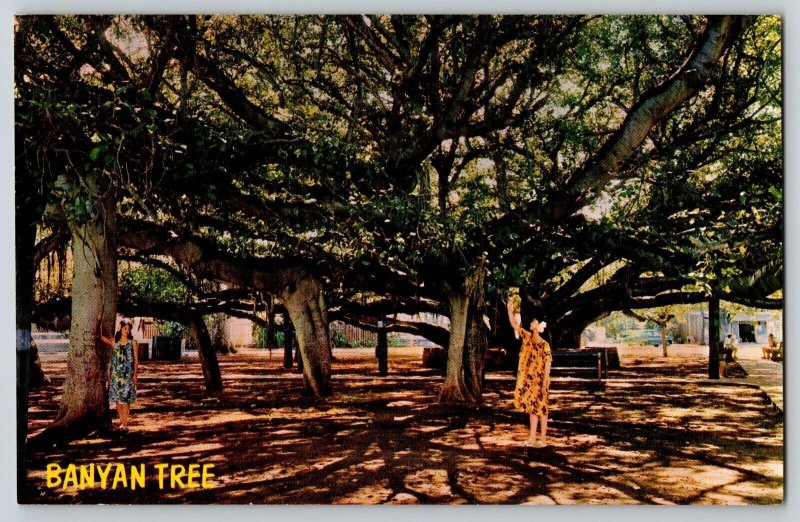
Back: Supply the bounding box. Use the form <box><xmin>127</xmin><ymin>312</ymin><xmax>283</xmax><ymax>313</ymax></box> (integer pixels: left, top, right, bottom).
<box><xmin>23</xmin><ymin>347</ymin><xmax>783</xmax><ymax>505</ymax></box>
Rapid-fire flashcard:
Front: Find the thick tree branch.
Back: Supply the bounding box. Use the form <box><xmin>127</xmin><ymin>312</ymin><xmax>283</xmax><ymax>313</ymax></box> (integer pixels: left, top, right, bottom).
<box><xmin>332</xmin><ymin>312</ymin><xmax>449</xmax><ymax>348</ymax></box>
<box><xmin>563</xmin><ymin>16</ymin><xmax>750</xmax><ymax>209</ymax></box>
<box><xmin>117</xmin><ymin>218</ymin><xmax>319</xmax><ymax>297</ymax></box>
<box><xmin>33</xmin><ymin>295</ymin><xmax>270</xmax><ymax>330</ymax></box>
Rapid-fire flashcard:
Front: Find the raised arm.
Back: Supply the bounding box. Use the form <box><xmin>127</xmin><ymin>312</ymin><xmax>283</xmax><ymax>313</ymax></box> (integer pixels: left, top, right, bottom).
<box><xmin>95</xmin><ymin>316</ymin><xmax>115</xmax><ymax>349</ymax></box>
<box><xmin>506</xmin><ymin>299</ymin><xmax>526</xmax><ymax>341</ymax></box>
<box><xmin>506</xmin><ymin>299</ymin><xmax>520</xmax><ymax>330</ymax></box>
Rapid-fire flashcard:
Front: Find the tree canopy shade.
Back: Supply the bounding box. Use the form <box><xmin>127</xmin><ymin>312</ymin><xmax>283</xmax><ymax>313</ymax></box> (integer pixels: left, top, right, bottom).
<box><xmin>16</xmin><ymin>15</ymin><xmax>782</xmax><ymax>436</ymax></box>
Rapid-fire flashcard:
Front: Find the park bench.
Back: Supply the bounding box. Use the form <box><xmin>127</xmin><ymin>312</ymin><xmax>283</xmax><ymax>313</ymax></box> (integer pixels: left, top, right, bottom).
<box><xmin>551</xmin><ymin>349</ymin><xmax>607</xmax><ymax>382</ymax></box>
<box><xmin>422</xmin><ymin>346</ymin><xmax>609</xmax><ymax>383</ymax></box>
<box><xmin>151</xmin><ymin>336</ymin><xmax>182</xmax><ymax>361</ymax></box>
<box><xmin>422</xmin><ymin>346</ymin><xmax>510</xmax><ymax>371</ymax></box>
<box><xmin>582</xmin><ymin>345</ymin><xmax>620</xmax><ymax>370</ymax></box>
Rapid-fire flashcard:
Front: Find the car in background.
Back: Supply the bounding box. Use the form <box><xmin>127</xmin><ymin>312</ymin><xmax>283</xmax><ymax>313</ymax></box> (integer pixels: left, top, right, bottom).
<box><xmin>644</xmin><ymin>330</ymin><xmax>673</xmax><ymax>346</ymax></box>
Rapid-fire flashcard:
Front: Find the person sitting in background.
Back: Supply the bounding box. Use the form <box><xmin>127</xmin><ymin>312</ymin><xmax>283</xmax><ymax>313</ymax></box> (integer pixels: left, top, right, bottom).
<box><xmin>762</xmin><ymin>333</ymin><xmax>778</xmax><ymax>359</ymax></box>
<box><xmin>724</xmin><ymin>333</ymin><xmax>738</xmax><ymax>360</ymax></box>
<box><xmin>719</xmin><ymin>341</ymin><xmax>732</xmax><ymax>377</ymax></box>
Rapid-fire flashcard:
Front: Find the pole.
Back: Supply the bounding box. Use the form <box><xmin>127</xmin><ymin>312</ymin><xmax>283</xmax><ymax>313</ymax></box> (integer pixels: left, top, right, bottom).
<box><xmin>283</xmin><ymin>316</ymin><xmax>294</xmax><ymax>369</ymax></box>
<box><xmin>708</xmin><ymin>298</ymin><xmax>721</xmax><ymax>379</ymax></box>
<box><xmin>376</xmin><ymin>312</ymin><xmax>388</xmax><ymax>376</ymax></box>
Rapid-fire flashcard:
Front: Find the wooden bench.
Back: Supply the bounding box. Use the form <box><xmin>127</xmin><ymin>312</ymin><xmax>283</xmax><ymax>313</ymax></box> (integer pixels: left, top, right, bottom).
<box><xmin>551</xmin><ymin>349</ymin><xmax>607</xmax><ymax>382</ymax></box>
<box><xmin>423</xmin><ymin>346</ymin><xmax>509</xmax><ymax>367</ymax></box>
<box><xmin>582</xmin><ymin>345</ymin><xmax>620</xmax><ymax>370</ymax></box>
<box><xmin>422</xmin><ymin>347</ymin><xmax>610</xmax><ymax>382</ymax></box>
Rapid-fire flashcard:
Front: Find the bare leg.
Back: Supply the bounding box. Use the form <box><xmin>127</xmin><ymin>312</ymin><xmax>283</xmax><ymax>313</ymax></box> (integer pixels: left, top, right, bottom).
<box><xmin>115</xmin><ymin>403</ymin><xmax>124</xmax><ymax>428</ymax></box>
<box><xmin>525</xmin><ymin>413</ymin><xmax>538</xmax><ymax>444</ymax></box>
<box><xmin>539</xmin><ymin>415</ymin><xmax>548</xmax><ymax>445</ymax></box>
<box><xmin>119</xmin><ymin>404</ymin><xmax>130</xmax><ymax>429</ymax></box>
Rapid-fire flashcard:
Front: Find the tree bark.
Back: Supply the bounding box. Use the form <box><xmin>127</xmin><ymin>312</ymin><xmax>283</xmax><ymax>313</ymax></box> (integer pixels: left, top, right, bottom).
<box><xmin>660</xmin><ymin>322</ymin><xmax>669</xmax><ymax>357</ymax></box>
<box><xmin>208</xmin><ymin>314</ymin><xmax>231</xmax><ymax>354</ymax></box>
<box><xmin>187</xmin><ymin>316</ymin><xmax>223</xmax><ymax>392</ymax></box>
<box><xmin>32</xmin><ymin>193</ymin><xmax>118</xmax><ymax>444</ymax></box>
<box><xmin>439</xmin><ymin>265</ymin><xmax>488</xmax><ymax>404</ymax></box>
<box><xmin>294</xmin><ymin>335</ymin><xmax>304</xmax><ymax>375</ymax></box>
<box><xmin>281</xmin><ymin>277</ymin><xmax>332</xmax><ymax>397</ymax></box>
<box><xmin>463</xmin><ymin>301</ymin><xmax>488</xmax><ymax>402</ymax></box>
<box><xmin>438</xmin><ymin>289</ymin><xmax>471</xmax><ymax>403</ymax></box>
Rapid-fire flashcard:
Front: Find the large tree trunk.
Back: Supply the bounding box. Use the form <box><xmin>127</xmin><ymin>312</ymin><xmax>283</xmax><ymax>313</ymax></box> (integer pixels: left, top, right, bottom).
<box><xmin>32</xmin><ymin>194</ymin><xmax>118</xmax><ymax>444</ymax></box>
<box><xmin>208</xmin><ymin>313</ymin><xmax>232</xmax><ymax>354</ymax></box>
<box><xmin>463</xmin><ymin>302</ymin><xmax>488</xmax><ymax>402</ymax></box>
<box><xmin>187</xmin><ymin>316</ymin><xmax>223</xmax><ymax>392</ymax></box>
<box><xmin>439</xmin><ymin>267</ymin><xmax>487</xmax><ymax>404</ymax></box>
<box><xmin>660</xmin><ymin>323</ymin><xmax>669</xmax><ymax>357</ymax></box>
<box><xmin>281</xmin><ymin>277</ymin><xmax>332</xmax><ymax>397</ymax></box>
<box><xmin>294</xmin><ymin>334</ymin><xmax>304</xmax><ymax>376</ymax></box>
<box><xmin>438</xmin><ymin>290</ymin><xmax>470</xmax><ymax>403</ymax></box>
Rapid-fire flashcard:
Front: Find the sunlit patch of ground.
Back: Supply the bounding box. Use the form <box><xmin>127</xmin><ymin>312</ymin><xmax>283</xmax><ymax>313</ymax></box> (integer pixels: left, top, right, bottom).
<box><xmin>22</xmin><ymin>346</ymin><xmax>782</xmax><ymax>504</ymax></box>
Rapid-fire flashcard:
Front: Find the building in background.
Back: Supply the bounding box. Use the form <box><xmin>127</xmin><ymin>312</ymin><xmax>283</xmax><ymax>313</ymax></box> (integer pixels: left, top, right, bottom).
<box><xmin>686</xmin><ymin>311</ymin><xmax>782</xmax><ymax>345</ymax></box>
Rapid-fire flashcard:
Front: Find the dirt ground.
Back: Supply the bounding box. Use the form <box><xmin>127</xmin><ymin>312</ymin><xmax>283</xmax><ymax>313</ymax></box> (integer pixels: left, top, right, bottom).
<box><xmin>21</xmin><ymin>344</ymin><xmax>784</xmax><ymax>505</ymax></box>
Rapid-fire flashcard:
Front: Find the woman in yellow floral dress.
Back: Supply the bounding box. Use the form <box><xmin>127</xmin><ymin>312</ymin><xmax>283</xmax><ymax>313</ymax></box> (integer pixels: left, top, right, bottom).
<box><xmin>507</xmin><ymin>300</ymin><xmax>552</xmax><ymax>447</ymax></box>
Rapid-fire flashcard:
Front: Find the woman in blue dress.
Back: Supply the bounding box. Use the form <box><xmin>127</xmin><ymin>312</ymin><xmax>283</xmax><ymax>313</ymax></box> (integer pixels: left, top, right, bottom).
<box><xmin>98</xmin><ymin>319</ymin><xmax>139</xmax><ymax>430</ymax></box>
